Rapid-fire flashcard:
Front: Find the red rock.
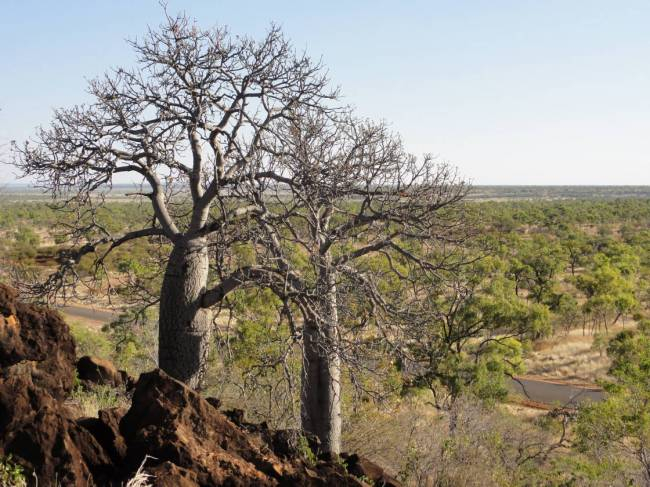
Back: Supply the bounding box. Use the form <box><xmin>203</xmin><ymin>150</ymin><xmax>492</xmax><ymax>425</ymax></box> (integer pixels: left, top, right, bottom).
<box><xmin>0</xmin><ymin>285</ymin><xmax>76</xmax><ymax>399</ymax></box>
<box><xmin>343</xmin><ymin>453</ymin><xmax>401</xmax><ymax>487</ymax></box>
<box><xmin>146</xmin><ymin>461</ymin><xmax>199</xmax><ymax>487</ymax></box>
<box><xmin>77</xmin><ymin>407</ymin><xmax>128</xmax><ymax>463</ymax></box>
<box><xmin>0</xmin><ymin>287</ymin><xmax>396</xmax><ymax>487</ymax></box>
<box><xmin>0</xmin><ymin>374</ymin><xmax>113</xmax><ymax>486</ymax></box>
<box><xmin>77</xmin><ymin>355</ymin><xmax>125</xmax><ymax>388</ymax></box>
<box><xmin>120</xmin><ymin>368</ymin><xmax>285</xmax><ymax>486</ymax></box>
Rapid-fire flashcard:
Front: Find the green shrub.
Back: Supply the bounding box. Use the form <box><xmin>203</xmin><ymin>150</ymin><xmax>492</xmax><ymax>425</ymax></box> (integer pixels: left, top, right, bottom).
<box><xmin>0</xmin><ymin>455</ymin><xmax>27</xmax><ymax>487</ymax></box>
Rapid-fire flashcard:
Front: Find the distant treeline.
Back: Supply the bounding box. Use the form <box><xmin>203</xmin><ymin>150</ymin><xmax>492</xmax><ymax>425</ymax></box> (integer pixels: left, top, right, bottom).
<box><xmin>468</xmin><ymin>185</ymin><xmax>650</xmax><ymax>200</ymax></box>
<box><xmin>473</xmin><ymin>198</ymin><xmax>650</xmax><ymax>228</ymax></box>
<box><xmin>2</xmin><ymin>197</ymin><xmax>650</xmax><ymax>235</ymax></box>
<box><xmin>3</xmin><ymin>184</ymin><xmax>650</xmax><ymax>203</ymax></box>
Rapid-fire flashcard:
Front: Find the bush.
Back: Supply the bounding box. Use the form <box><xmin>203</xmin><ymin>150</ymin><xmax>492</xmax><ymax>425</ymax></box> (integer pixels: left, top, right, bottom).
<box><xmin>0</xmin><ymin>455</ymin><xmax>27</xmax><ymax>487</ymax></box>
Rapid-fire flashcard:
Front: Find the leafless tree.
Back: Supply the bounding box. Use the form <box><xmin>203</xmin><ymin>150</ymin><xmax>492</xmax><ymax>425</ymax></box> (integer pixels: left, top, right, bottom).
<box><xmin>13</xmin><ymin>13</ymin><xmax>335</xmax><ymax>389</ymax></box>
<box><xmin>232</xmin><ymin>109</ymin><xmax>470</xmax><ymax>454</ymax></box>
<box><xmin>13</xmin><ymin>12</ymin><xmax>470</xmax><ymax>456</ymax></box>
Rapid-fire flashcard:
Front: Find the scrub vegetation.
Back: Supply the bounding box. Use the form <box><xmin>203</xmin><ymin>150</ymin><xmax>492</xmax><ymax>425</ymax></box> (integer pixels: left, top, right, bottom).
<box><xmin>2</xmin><ymin>194</ymin><xmax>650</xmax><ymax>485</ymax></box>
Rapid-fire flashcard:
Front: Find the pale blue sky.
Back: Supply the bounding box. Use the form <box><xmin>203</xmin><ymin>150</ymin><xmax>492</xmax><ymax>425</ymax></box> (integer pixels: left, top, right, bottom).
<box><xmin>1</xmin><ymin>1</ymin><xmax>649</xmax><ymax>185</ymax></box>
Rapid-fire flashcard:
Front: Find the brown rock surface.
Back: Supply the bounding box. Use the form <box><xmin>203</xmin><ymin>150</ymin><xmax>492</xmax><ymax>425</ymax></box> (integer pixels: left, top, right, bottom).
<box><xmin>146</xmin><ymin>461</ymin><xmax>201</xmax><ymax>486</ymax></box>
<box><xmin>0</xmin><ymin>284</ymin><xmax>76</xmax><ymax>399</ymax></box>
<box><xmin>0</xmin><ymin>286</ymin><xmax>398</xmax><ymax>487</ymax></box>
<box><xmin>77</xmin><ymin>355</ymin><xmax>125</xmax><ymax>388</ymax></box>
<box><xmin>0</xmin><ymin>374</ymin><xmax>113</xmax><ymax>486</ymax></box>
<box><xmin>121</xmin><ymin>369</ymin><xmax>378</xmax><ymax>486</ymax></box>
<box><xmin>77</xmin><ymin>407</ymin><xmax>128</xmax><ymax>463</ymax></box>
<box><xmin>343</xmin><ymin>453</ymin><xmax>402</xmax><ymax>487</ymax></box>
<box><xmin>120</xmin><ymin>368</ymin><xmax>291</xmax><ymax>486</ymax></box>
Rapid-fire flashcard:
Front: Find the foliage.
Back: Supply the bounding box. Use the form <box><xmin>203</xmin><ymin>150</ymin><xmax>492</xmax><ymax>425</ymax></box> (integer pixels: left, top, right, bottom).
<box><xmin>102</xmin><ymin>309</ymin><xmax>158</xmax><ymax>376</ymax></box>
<box><xmin>296</xmin><ymin>435</ymin><xmax>317</xmax><ymax>466</ymax></box>
<box><xmin>576</xmin><ymin>321</ymin><xmax>650</xmax><ymax>483</ymax></box>
<box><xmin>403</xmin><ymin>259</ymin><xmax>543</xmax><ymax>407</ymax></box>
<box><xmin>0</xmin><ymin>455</ymin><xmax>27</xmax><ymax>487</ymax></box>
<box><xmin>1</xmin><ymin>195</ymin><xmax>650</xmax><ymax>482</ymax></box>
<box><xmin>576</xmin><ymin>254</ymin><xmax>639</xmax><ymax>327</ymax></box>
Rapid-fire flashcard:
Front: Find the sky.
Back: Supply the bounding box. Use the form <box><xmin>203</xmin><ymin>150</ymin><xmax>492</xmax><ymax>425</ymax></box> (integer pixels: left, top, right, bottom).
<box><xmin>1</xmin><ymin>0</ymin><xmax>649</xmax><ymax>185</ymax></box>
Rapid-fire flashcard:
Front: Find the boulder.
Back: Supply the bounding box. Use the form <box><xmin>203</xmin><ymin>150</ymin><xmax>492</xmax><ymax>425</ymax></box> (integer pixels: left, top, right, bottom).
<box><xmin>0</xmin><ymin>374</ymin><xmax>113</xmax><ymax>486</ymax></box>
<box><xmin>120</xmin><ymin>368</ymin><xmax>289</xmax><ymax>486</ymax></box>
<box><xmin>77</xmin><ymin>407</ymin><xmax>128</xmax><ymax>463</ymax></box>
<box><xmin>268</xmin><ymin>429</ymin><xmax>303</xmax><ymax>458</ymax></box>
<box><xmin>343</xmin><ymin>453</ymin><xmax>402</xmax><ymax>487</ymax></box>
<box><xmin>0</xmin><ymin>286</ymin><xmax>114</xmax><ymax>486</ymax></box>
<box><xmin>76</xmin><ymin>355</ymin><xmax>125</xmax><ymax>388</ymax></box>
<box><xmin>265</xmin><ymin>429</ymin><xmax>320</xmax><ymax>461</ymax></box>
<box><xmin>0</xmin><ymin>285</ymin><xmax>76</xmax><ymax>399</ymax></box>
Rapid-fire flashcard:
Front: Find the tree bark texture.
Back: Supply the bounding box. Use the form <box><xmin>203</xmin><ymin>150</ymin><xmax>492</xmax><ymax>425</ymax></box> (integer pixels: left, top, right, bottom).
<box><xmin>301</xmin><ymin>269</ymin><xmax>342</xmax><ymax>455</ymax></box>
<box><xmin>158</xmin><ymin>238</ymin><xmax>213</xmax><ymax>389</ymax></box>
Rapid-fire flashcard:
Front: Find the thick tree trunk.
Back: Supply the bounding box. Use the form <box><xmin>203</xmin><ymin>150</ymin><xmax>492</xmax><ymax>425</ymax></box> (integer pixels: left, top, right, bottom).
<box><xmin>301</xmin><ymin>270</ymin><xmax>342</xmax><ymax>455</ymax></box>
<box><xmin>158</xmin><ymin>238</ymin><xmax>212</xmax><ymax>390</ymax></box>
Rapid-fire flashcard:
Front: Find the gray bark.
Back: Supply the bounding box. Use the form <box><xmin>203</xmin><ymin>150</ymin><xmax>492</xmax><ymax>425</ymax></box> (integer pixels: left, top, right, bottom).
<box><xmin>158</xmin><ymin>238</ymin><xmax>213</xmax><ymax>389</ymax></box>
<box><xmin>301</xmin><ymin>270</ymin><xmax>342</xmax><ymax>455</ymax></box>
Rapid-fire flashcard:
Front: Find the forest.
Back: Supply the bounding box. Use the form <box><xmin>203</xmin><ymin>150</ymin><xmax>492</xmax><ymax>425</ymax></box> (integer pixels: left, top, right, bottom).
<box><xmin>2</xmin><ymin>194</ymin><xmax>650</xmax><ymax>486</ymax></box>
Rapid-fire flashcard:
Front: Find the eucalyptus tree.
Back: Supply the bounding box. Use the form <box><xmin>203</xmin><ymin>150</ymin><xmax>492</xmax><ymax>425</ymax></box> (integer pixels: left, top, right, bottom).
<box><xmin>399</xmin><ymin>257</ymin><xmax>551</xmax><ymax>409</ymax></box>
<box><xmin>576</xmin><ymin>254</ymin><xmax>639</xmax><ymax>330</ymax></box>
<box><xmin>236</xmin><ymin>110</ymin><xmax>469</xmax><ymax>454</ymax></box>
<box><xmin>576</xmin><ymin>321</ymin><xmax>650</xmax><ymax>484</ymax></box>
<box><xmin>13</xmin><ymin>13</ymin><xmax>335</xmax><ymax>388</ymax></box>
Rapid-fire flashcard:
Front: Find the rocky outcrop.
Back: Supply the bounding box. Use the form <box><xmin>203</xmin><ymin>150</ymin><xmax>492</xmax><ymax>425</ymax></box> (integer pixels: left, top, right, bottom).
<box><xmin>0</xmin><ymin>284</ymin><xmax>110</xmax><ymax>485</ymax></box>
<box><xmin>121</xmin><ymin>368</ymin><xmax>371</xmax><ymax>486</ymax></box>
<box><xmin>0</xmin><ymin>285</ymin><xmax>76</xmax><ymax>399</ymax></box>
<box><xmin>121</xmin><ymin>368</ymin><xmax>290</xmax><ymax>485</ymax></box>
<box><xmin>0</xmin><ymin>373</ymin><xmax>114</xmax><ymax>486</ymax></box>
<box><xmin>76</xmin><ymin>355</ymin><xmax>134</xmax><ymax>390</ymax></box>
<box><xmin>0</xmin><ymin>285</ymin><xmax>400</xmax><ymax>487</ymax></box>
<box><xmin>77</xmin><ymin>407</ymin><xmax>128</xmax><ymax>464</ymax></box>
<box><xmin>343</xmin><ymin>454</ymin><xmax>402</xmax><ymax>487</ymax></box>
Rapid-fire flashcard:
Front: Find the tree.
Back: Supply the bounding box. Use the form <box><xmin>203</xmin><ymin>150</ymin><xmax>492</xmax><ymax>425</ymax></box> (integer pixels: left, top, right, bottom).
<box><xmin>13</xmin><ymin>12</ymin><xmax>470</xmax><ymax>455</ymax></box>
<box><xmin>559</xmin><ymin>228</ymin><xmax>591</xmax><ymax>276</ymax></box>
<box><xmin>576</xmin><ymin>253</ymin><xmax>639</xmax><ymax>331</ymax></box>
<box><xmin>13</xmin><ymin>13</ymin><xmax>335</xmax><ymax>388</ymax></box>
<box><xmin>551</xmin><ymin>292</ymin><xmax>581</xmax><ymax>335</ymax></box>
<box><xmin>576</xmin><ymin>320</ymin><xmax>650</xmax><ymax>484</ymax></box>
<box><xmin>220</xmin><ymin>109</ymin><xmax>469</xmax><ymax>453</ymax></box>
<box><xmin>402</xmin><ymin>256</ymin><xmax>550</xmax><ymax>408</ymax></box>
<box><xmin>515</xmin><ymin>236</ymin><xmax>566</xmax><ymax>304</ymax></box>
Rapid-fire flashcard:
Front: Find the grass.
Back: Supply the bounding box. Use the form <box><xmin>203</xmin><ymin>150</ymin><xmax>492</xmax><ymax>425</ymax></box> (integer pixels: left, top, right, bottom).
<box><xmin>524</xmin><ymin>322</ymin><xmax>638</xmax><ymax>382</ymax></box>
<box><xmin>124</xmin><ymin>456</ymin><xmax>155</xmax><ymax>487</ymax></box>
<box><xmin>68</xmin><ymin>321</ymin><xmax>113</xmax><ymax>360</ymax></box>
<box><xmin>67</xmin><ymin>384</ymin><xmax>130</xmax><ymax>418</ymax></box>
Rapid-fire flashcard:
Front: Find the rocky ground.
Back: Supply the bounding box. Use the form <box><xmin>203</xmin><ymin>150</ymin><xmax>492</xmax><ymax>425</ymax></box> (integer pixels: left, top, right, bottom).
<box><xmin>0</xmin><ymin>284</ymin><xmax>400</xmax><ymax>487</ymax></box>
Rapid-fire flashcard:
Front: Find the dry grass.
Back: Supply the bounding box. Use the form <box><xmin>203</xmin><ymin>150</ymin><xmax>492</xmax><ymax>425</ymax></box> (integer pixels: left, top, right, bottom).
<box><xmin>124</xmin><ymin>456</ymin><xmax>155</xmax><ymax>487</ymax></box>
<box><xmin>525</xmin><ymin>323</ymin><xmax>637</xmax><ymax>382</ymax></box>
<box><xmin>66</xmin><ymin>385</ymin><xmax>130</xmax><ymax>419</ymax></box>
<box><xmin>343</xmin><ymin>393</ymin><xmax>575</xmax><ymax>487</ymax></box>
